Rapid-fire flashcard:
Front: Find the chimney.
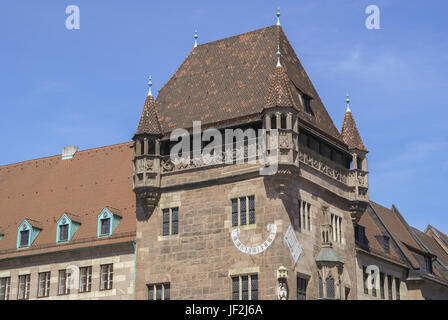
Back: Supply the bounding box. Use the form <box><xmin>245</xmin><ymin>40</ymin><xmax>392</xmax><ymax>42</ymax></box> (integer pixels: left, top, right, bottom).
<box><xmin>61</xmin><ymin>146</ymin><xmax>80</xmax><ymax>160</ymax></box>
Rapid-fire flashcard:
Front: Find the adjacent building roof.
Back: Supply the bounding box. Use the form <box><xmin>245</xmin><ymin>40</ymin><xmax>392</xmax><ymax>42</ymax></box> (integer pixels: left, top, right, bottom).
<box><xmin>356</xmin><ymin>205</ymin><xmax>405</xmax><ymax>265</ymax></box>
<box><xmin>341</xmin><ymin>109</ymin><xmax>367</xmax><ymax>152</ymax></box>
<box><xmin>152</xmin><ymin>25</ymin><xmax>344</xmax><ymax>146</ymax></box>
<box><xmin>0</xmin><ymin>142</ymin><xmax>136</xmax><ymax>259</ymax></box>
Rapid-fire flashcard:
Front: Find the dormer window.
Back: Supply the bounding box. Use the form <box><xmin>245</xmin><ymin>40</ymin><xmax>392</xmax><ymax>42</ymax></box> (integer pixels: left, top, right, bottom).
<box><xmin>56</xmin><ymin>213</ymin><xmax>81</xmax><ymax>244</ymax></box>
<box><xmin>20</xmin><ymin>229</ymin><xmax>29</xmax><ymax>247</ymax></box>
<box><xmin>303</xmin><ymin>95</ymin><xmax>313</xmax><ymax>116</ymax></box>
<box><xmin>59</xmin><ymin>224</ymin><xmax>69</xmax><ymax>242</ymax></box>
<box><xmin>17</xmin><ymin>219</ymin><xmax>41</xmax><ymax>249</ymax></box>
<box><xmin>97</xmin><ymin>207</ymin><xmax>122</xmax><ymax>238</ymax></box>
<box><xmin>101</xmin><ymin>218</ymin><xmax>111</xmax><ymax>236</ymax></box>
<box><xmin>424</xmin><ymin>257</ymin><xmax>433</xmax><ymax>274</ymax></box>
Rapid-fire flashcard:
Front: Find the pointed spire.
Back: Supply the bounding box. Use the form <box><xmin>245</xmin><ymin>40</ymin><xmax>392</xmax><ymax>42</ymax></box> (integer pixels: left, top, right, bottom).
<box><xmin>147</xmin><ymin>76</ymin><xmax>153</xmax><ymax>97</ymax></box>
<box><xmin>264</xmin><ymin>62</ymin><xmax>296</xmax><ymax>110</ymax></box>
<box><xmin>346</xmin><ymin>93</ymin><xmax>351</xmax><ymax>112</ymax></box>
<box><xmin>135</xmin><ymin>78</ymin><xmax>162</xmax><ymax>137</ymax></box>
<box><xmin>276</xmin><ymin>7</ymin><xmax>281</xmax><ymax>26</ymax></box>
<box><xmin>341</xmin><ymin>97</ymin><xmax>367</xmax><ymax>151</ymax></box>
<box><xmin>276</xmin><ymin>46</ymin><xmax>281</xmax><ymax>68</ymax></box>
<box><xmin>194</xmin><ymin>30</ymin><xmax>198</xmax><ymax>48</ymax></box>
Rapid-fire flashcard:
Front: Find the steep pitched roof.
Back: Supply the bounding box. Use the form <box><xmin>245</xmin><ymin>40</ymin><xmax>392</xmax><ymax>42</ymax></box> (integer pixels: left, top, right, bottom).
<box><xmin>0</xmin><ymin>142</ymin><xmax>136</xmax><ymax>259</ymax></box>
<box><xmin>151</xmin><ymin>25</ymin><xmax>343</xmax><ymax>144</ymax></box>
<box><xmin>135</xmin><ymin>95</ymin><xmax>162</xmax><ymax>136</ymax></box>
<box><xmin>357</xmin><ymin>206</ymin><xmax>405</xmax><ymax>265</ymax></box>
<box><xmin>426</xmin><ymin>225</ymin><xmax>448</xmax><ymax>250</ymax></box>
<box><xmin>341</xmin><ymin>110</ymin><xmax>367</xmax><ymax>151</ymax></box>
<box><xmin>412</xmin><ymin>227</ymin><xmax>448</xmax><ymax>268</ymax></box>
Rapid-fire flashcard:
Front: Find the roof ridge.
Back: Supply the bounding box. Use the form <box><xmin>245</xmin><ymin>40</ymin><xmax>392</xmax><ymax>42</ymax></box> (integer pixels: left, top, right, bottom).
<box><xmin>0</xmin><ymin>141</ymin><xmax>133</xmax><ymax>169</ymax></box>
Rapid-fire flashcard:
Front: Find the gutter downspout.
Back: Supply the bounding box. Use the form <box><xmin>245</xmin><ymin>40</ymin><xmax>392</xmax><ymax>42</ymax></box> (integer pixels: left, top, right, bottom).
<box><xmin>132</xmin><ymin>240</ymin><xmax>137</xmax><ymax>300</ymax></box>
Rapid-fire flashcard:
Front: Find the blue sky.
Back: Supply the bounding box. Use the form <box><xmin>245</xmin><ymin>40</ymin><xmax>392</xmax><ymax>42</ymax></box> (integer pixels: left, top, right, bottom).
<box><xmin>0</xmin><ymin>1</ymin><xmax>447</xmax><ymax>233</ymax></box>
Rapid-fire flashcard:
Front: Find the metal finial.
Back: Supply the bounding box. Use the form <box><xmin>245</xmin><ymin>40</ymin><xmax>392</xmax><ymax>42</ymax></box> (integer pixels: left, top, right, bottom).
<box><xmin>276</xmin><ymin>46</ymin><xmax>281</xmax><ymax>67</ymax></box>
<box><xmin>194</xmin><ymin>30</ymin><xmax>198</xmax><ymax>48</ymax></box>
<box><xmin>276</xmin><ymin>7</ymin><xmax>281</xmax><ymax>26</ymax></box>
<box><xmin>346</xmin><ymin>94</ymin><xmax>351</xmax><ymax>112</ymax></box>
<box><xmin>147</xmin><ymin>76</ymin><xmax>152</xmax><ymax>97</ymax></box>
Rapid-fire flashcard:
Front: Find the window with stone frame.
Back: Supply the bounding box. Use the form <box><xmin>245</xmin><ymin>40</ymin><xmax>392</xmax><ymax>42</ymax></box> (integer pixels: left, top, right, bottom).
<box><xmin>387</xmin><ymin>276</ymin><xmax>393</xmax><ymax>300</ymax></box>
<box><xmin>298</xmin><ymin>200</ymin><xmax>311</xmax><ymax>231</ymax></box>
<box><xmin>100</xmin><ymin>264</ymin><xmax>113</xmax><ymax>291</ymax></box>
<box><xmin>380</xmin><ymin>272</ymin><xmax>385</xmax><ymax>299</ymax></box>
<box><xmin>326</xmin><ymin>276</ymin><xmax>335</xmax><ymax>299</ymax></box>
<box><xmin>330</xmin><ymin>213</ymin><xmax>342</xmax><ymax>244</ymax></box>
<box><xmin>0</xmin><ymin>277</ymin><xmax>10</xmax><ymax>300</ymax></box>
<box><xmin>231</xmin><ymin>274</ymin><xmax>258</xmax><ymax>300</ymax></box>
<box><xmin>231</xmin><ymin>196</ymin><xmax>255</xmax><ymax>227</ymax></box>
<box><xmin>162</xmin><ymin>207</ymin><xmax>179</xmax><ymax>236</ymax></box>
<box><xmin>362</xmin><ymin>266</ymin><xmax>368</xmax><ymax>294</ymax></box>
<box><xmin>297</xmin><ymin>277</ymin><xmax>308</xmax><ymax>300</ymax></box>
<box><xmin>58</xmin><ymin>269</ymin><xmax>71</xmax><ymax>295</ymax></box>
<box><xmin>38</xmin><ymin>272</ymin><xmax>51</xmax><ymax>298</ymax></box>
<box><xmin>79</xmin><ymin>266</ymin><xmax>92</xmax><ymax>293</ymax></box>
<box><xmin>17</xmin><ymin>274</ymin><xmax>30</xmax><ymax>300</ymax></box>
<box><xmin>395</xmin><ymin>278</ymin><xmax>400</xmax><ymax>300</ymax></box>
<box><xmin>147</xmin><ymin>283</ymin><xmax>170</xmax><ymax>300</ymax></box>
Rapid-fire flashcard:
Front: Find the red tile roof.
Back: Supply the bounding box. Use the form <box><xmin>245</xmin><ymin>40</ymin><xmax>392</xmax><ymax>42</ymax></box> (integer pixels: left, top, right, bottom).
<box><xmin>151</xmin><ymin>25</ymin><xmax>344</xmax><ymax>145</ymax></box>
<box><xmin>0</xmin><ymin>142</ymin><xmax>136</xmax><ymax>259</ymax></box>
<box><xmin>341</xmin><ymin>110</ymin><xmax>367</xmax><ymax>151</ymax></box>
<box><xmin>135</xmin><ymin>95</ymin><xmax>162</xmax><ymax>136</ymax></box>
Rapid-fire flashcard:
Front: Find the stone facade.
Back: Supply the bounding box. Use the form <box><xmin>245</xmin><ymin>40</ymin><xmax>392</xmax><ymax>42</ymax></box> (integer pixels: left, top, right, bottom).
<box><xmin>0</xmin><ymin>243</ymin><xmax>135</xmax><ymax>300</ymax></box>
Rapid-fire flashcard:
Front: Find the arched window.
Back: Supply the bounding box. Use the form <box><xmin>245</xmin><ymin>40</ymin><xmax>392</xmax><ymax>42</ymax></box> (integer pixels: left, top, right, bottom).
<box><xmin>271</xmin><ymin>115</ymin><xmax>277</xmax><ymax>130</ymax></box>
<box><xmin>318</xmin><ymin>277</ymin><xmax>323</xmax><ymax>298</ymax></box>
<box><xmin>326</xmin><ymin>276</ymin><xmax>335</xmax><ymax>299</ymax></box>
<box><xmin>280</xmin><ymin>114</ymin><xmax>287</xmax><ymax>129</ymax></box>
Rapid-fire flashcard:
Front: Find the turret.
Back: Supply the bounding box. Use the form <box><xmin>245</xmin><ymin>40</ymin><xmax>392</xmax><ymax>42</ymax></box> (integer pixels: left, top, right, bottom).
<box><xmin>133</xmin><ymin>77</ymin><xmax>162</xmax><ymax>214</ymax></box>
<box><xmin>262</xmin><ymin>44</ymin><xmax>299</xmax><ymax>168</ymax></box>
<box><xmin>341</xmin><ymin>95</ymin><xmax>369</xmax><ymax>224</ymax></box>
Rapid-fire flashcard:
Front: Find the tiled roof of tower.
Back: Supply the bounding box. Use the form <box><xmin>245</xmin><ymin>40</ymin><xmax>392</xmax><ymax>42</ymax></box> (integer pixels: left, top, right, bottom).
<box><xmin>0</xmin><ymin>142</ymin><xmax>136</xmax><ymax>259</ymax></box>
<box><xmin>264</xmin><ymin>64</ymin><xmax>297</xmax><ymax>109</ymax></box>
<box><xmin>341</xmin><ymin>110</ymin><xmax>367</xmax><ymax>151</ymax></box>
<box><xmin>135</xmin><ymin>95</ymin><xmax>162</xmax><ymax>136</ymax></box>
<box><xmin>153</xmin><ymin>25</ymin><xmax>344</xmax><ymax>144</ymax></box>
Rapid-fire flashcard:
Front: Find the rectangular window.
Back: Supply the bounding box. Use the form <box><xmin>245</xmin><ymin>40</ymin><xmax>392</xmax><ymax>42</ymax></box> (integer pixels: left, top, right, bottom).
<box><xmin>380</xmin><ymin>272</ymin><xmax>385</xmax><ymax>299</ymax></box>
<box><xmin>100</xmin><ymin>264</ymin><xmax>113</xmax><ymax>290</ymax></box>
<box><xmin>382</xmin><ymin>236</ymin><xmax>390</xmax><ymax>253</ymax></box>
<box><xmin>331</xmin><ymin>214</ymin><xmax>342</xmax><ymax>243</ymax></box>
<box><xmin>20</xmin><ymin>230</ymin><xmax>29</xmax><ymax>247</ymax></box>
<box><xmin>395</xmin><ymin>278</ymin><xmax>400</xmax><ymax>300</ymax></box>
<box><xmin>424</xmin><ymin>257</ymin><xmax>433</xmax><ymax>274</ymax></box>
<box><xmin>79</xmin><ymin>266</ymin><xmax>92</xmax><ymax>293</ymax></box>
<box><xmin>147</xmin><ymin>283</ymin><xmax>170</xmax><ymax>300</ymax></box>
<box><xmin>100</xmin><ymin>218</ymin><xmax>111</xmax><ymax>235</ymax></box>
<box><xmin>0</xmin><ymin>277</ymin><xmax>10</xmax><ymax>300</ymax></box>
<box><xmin>298</xmin><ymin>200</ymin><xmax>311</xmax><ymax>231</ymax></box>
<box><xmin>58</xmin><ymin>269</ymin><xmax>71</xmax><ymax>295</ymax></box>
<box><xmin>362</xmin><ymin>266</ymin><xmax>368</xmax><ymax>294</ymax></box>
<box><xmin>59</xmin><ymin>224</ymin><xmax>69</xmax><ymax>241</ymax></box>
<box><xmin>231</xmin><ymin>196</ymin><xmax>255</xmax><ymax>227</ymax></box>
<box><xmin>38</xmin><ymin>272</ymin><xmax>51</xmax><ymax>298</ymax></box>
<box><xmin>18</xmin><ymin>274</ymin><xmax>30</xmax><ymax>300</ymax></box>
<box><xmin>355</xmin><ymin>225</ymin><xmax>366</xmax><ymax>243</ymax></box>
<box><xmin>297</xmin><ymin>277</ymin><xmax>308</xmax><ymax>300</ymax></box>
<box><xmin>388</xmin><ymin>276</ymin><xmax>393</xmax><ymax>300</ymax></box>
<box><xmin>162</xmin><ymin>207</ymin><xmax>179</xmax><ymax>236</ymax></box>
<box><xmin>231</xmin><ymin>274</ymin><xmax>258</xmax><ymax>300</ymax></box>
